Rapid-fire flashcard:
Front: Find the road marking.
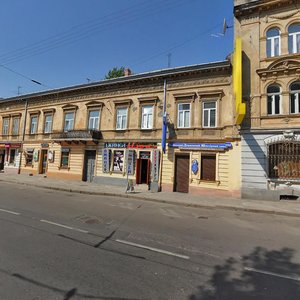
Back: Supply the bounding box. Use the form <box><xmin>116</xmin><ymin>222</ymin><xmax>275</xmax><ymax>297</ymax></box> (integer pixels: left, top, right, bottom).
<box><xmin>244</xmin><ymin>267</ymin><xmax>300</xmax><ymax>282</ymax></box>
<box><xmin>115</xmin><ymin>239</ymin><xmax>190</xmax><ymax>260</ymax></box>
<box><xmin>40</xmin><ymin>220</ymin><xmax>89</xmax><ymax>233</ymax></box>
<box><xmin>0</xmin><ymin>208</ymin><xmax>20</xmax><ymax>215</ymax></box>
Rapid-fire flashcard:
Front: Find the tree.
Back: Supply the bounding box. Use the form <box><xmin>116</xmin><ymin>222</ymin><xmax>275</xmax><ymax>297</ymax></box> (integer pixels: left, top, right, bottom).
<box><xmin>104</xmin><ymin>67</ymin><xmax>125</xmax><ymax>79</ymax></box>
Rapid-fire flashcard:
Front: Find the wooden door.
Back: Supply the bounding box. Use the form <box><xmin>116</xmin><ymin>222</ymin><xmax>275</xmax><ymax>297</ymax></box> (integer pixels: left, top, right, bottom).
<box><xmin>201</xmin><ymin>155</ymin><xmax>216</xmax><ymax>181</ymax></box>
<box><xmin>83</xmin><ymin>150</ymin><xmax>96</xmax><ymax>182</ymax></box>
<box><xmin>39</xmin><ymin>150</ymin><xmax>48</xmax><ymax>174</ymax></box>
<box><xmin>174</xmin><ymin>155</ymin><xmax>190</xmax><ymax>193</ymax></box>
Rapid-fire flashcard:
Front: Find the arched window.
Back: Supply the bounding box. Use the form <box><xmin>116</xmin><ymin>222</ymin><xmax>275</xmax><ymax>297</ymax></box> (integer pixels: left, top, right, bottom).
<box><xmin>290</xmin><ymin>82</ymin><xmax>300</xmax><ymax>114</ymax></box>
<box><xmin>266</xmin><ymin>28</ymin><xmax>281</xmax><ymax>57</ymax></box>
<box><xmin>267</xmin><ymin>85</ymin><xmax>281</xmax><ymax>115</ymax></box>
<box><xmin>288</xmin><ymin>23</ymin><xmax>300</xmax><ymax>54</ymax></box>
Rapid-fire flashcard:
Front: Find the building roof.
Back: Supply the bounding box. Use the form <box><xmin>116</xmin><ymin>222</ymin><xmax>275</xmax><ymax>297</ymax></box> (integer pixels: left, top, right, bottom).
<box><xmin>1</xmin><ymin>60</ymin><xmax>231</xmax><ymax>103</ymax></box>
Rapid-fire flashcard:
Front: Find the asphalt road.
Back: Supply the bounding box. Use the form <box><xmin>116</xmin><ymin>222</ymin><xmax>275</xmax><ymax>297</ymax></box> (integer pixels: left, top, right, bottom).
<box><xmin>0</xmin><ymin>182</ymin><xmax>300</xmax><ymax>300</ymax></box>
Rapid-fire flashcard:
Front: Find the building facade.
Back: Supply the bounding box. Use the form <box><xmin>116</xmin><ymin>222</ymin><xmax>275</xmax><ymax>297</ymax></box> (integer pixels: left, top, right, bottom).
<box><xmin>234</xmin><ymin>0</ymin><xmax>300</xmax><ymax>200</ymax></box>
<box><xmin>0</xmin><ymin>62</ymin><xmax>241</xmax><ymax>196</ymax></box>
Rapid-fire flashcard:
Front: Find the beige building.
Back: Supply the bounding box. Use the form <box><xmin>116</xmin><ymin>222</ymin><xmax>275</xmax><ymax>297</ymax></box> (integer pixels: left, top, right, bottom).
<box><xmin>0</xmin><ymin>62</ymin><xmax>241</xmax><ymax>196</ymax></box>
<box><xmin>234</xmin><ymin>0</ymin><xmax>300</xmax><ymax>200</ymax></box>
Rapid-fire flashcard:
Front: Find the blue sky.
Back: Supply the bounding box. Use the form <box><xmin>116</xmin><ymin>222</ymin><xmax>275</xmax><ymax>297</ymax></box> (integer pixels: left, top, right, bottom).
<box><xmin>0</xmin><ymin>0</ymin><xmax>234</xmax><ymax>99</ymax></box>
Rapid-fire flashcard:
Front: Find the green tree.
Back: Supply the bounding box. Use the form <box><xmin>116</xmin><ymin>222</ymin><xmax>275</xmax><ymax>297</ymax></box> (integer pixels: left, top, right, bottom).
<box><xmin>104</xmin><ymin>67</ymin><xmax>125</xmax><ymax>79</ymax></box>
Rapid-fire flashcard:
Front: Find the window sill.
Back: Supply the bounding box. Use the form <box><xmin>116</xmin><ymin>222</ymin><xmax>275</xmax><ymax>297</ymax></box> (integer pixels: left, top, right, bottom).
<box><xmin>58</xmin><ymin>166</ymin><xmax>70</xmax><ymax>171</ymax></box>
<box><xmin>197</xmin><ymin>179</ymin><xmax>220</xmax><ymax>186</ymax></box>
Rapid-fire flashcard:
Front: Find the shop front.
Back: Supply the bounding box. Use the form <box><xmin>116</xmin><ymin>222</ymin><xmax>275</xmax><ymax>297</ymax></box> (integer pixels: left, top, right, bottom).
<box><xmin>97</xmin><ymin>142</ymin><xmax>160</xmax><ymax>191</ymax></box>
<box><xmin>0</xmin><ymin>143</ymin><xmax>22</xmax><ymax>174</ymax></box>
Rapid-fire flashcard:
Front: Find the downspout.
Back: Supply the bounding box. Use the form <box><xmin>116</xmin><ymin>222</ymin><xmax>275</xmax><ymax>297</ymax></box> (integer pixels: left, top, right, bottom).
<box><xmin>18</xmin><ymin>99</ymin><xmax>28</xmax><ymax>174</ymax></box>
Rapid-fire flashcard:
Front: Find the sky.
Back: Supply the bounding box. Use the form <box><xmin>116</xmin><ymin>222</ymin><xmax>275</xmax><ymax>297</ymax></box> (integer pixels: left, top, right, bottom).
<box><xmin>0</xmin><ymin>0</ymin><xmax>234</xmax><ymax>99</ymax></box>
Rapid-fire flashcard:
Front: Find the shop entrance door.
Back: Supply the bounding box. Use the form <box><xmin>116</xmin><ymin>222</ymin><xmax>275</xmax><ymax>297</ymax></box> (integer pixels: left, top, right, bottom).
<box><xmin>174</xmin><ymin>155</ymin><xmax>190</xmax><ymax>193</ymax></box>
<box><xmin>39</xmin><ymin>150</ymin><xmax>48</xmax><ymax>174</ymax></box>
<box><xmin>83</xmin><ymin>150</ymin><xmax>96</xmax><ymax>182</ymax></box>
<box><xmin>136</xmin><ymin>158</ymin><xmax>151</xmax><ymax>185</ymax></box>
<box><xmin>0</xmin><ymin>153</ymin><xmax>4</xmax><ymax>171</ymax></box>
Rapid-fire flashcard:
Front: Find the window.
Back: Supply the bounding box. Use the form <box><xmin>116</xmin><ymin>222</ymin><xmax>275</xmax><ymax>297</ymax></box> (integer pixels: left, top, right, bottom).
<box><xmin>44</xmin><ymin>114</ymin><xmax>53</xmax><ymax>134</ymax></box>
<box><xmin>268</xmin><ymin>142</ymin><xmax>300</xmax><ymax>179</ymax></box>
<box><xmin>88</xmin><ymin>110</ymin><xmax>100</xmax><ymax>130</ymax></box>
<box><xmin>60</xmin><ymin>148</ymin><xmax>70</xmax><ymax>168</ymax></box>
<box><xmin>25</xmin><ymin>149</ymin><xmax>34</xmax><ymax>166</ymax></box>
<box><xmin>203</xmin><ymin>101</ymin><xmax>217</xmax><ymax>127</ymax></box>
<box><xmin>288</xmin><ymin>24</ymin><xmax>300</xmax><ymax>54</ymax></box>
<box><xmin>177</xmin><ymin>103</ymin><xmax>190</xmax><ymax>128</ymax></box>
<box><xmin>116</xmin><ymin>107</ymin><xmax>127</xmax><ymax>130</ymax></box>
<box><xmin>64</xmin><ymin>112</ymin><xmax>74</xmax><ymax>132</ymax></box>
<box><xmin>201</xmin><ymin>154</ymin><xmax>216</xmax><ymax>181</ymax></box>
<box><xmin>267</xmin><ymin>85</ymin><xmax>281</xmax><ymax>115</ymax></box>
<box><xmin>112</xmin><ymin>150</ymin><xmax>124</xmax><ymax>172</ymax></box>
<box><xmin>30</xmin><ymin>115</ymin><xmax>38</xmax><ymax>134</ymax></box>
<box><xmin>141</xmin><ymin>105</ymin><xmax>153</xmax><ymax>129</ymax></box>
<box><xmin>290</xmin><ymin>82</ymin><xmax>300</xmax><ymax>114</ymax></box>
<box><xmin>12</xmin><ymin>117</ymin><xmax>20</xmax><ymax>135</ymax></box>
<box><xmin>266</xmin><ymin>28</ymin><xmax>281</xmax><ymax>57</ymax></box>
<box><xmin>2</xmin><ymin>118</ymin><xmax>9</xmax><ymax>135</ymax></box>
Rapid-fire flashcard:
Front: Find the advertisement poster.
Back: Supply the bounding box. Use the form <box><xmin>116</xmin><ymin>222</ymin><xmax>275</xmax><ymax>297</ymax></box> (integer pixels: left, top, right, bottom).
<box><xmin>113</xmin><ymin>150</ymin><xmax>124</xmax><ymax>172</ymax></box>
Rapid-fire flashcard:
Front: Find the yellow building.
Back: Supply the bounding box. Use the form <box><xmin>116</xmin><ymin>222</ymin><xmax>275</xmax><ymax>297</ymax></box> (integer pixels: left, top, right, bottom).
<box><xmin>0</xmin><ymin>63</ymin><xmax>241</xmax><ymax>196</ymax></box>
<box><xmin>235</xmin><ymin>0</ymin><xmax>300</xmax><ymax>200</ymax></box>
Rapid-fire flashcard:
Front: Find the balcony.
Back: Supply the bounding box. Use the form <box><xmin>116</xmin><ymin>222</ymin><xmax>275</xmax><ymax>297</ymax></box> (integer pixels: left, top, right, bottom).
<box><xmin>52</xmin><ymin>130</ymin><xmax>102</xmax><ymax>144</ymax></box>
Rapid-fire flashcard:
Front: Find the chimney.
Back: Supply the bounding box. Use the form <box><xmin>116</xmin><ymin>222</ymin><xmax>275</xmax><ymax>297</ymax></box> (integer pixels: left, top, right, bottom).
<box><xmin>124</xmin><ymin>68</ymin><xmax>132</xmax><ymax>77</ymax></box>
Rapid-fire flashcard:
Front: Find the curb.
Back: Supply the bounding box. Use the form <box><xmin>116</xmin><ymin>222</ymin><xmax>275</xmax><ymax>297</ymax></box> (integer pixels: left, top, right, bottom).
<box><xmin>1</xmin><ymin>178</ymin><xmax>300</xmax><ymax>218</ymax></box>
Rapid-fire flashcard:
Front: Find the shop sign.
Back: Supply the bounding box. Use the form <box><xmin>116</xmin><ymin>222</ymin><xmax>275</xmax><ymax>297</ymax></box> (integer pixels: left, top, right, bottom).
<box><xmin>41</xmin><ymin>143</ymin><xmax>49</xmax><ymax>148</ymax></box>
<box><xmin>127</xmin><ymin>143</ymin><xmax>157</xmax><ymax>149</ymax></box>
<box><xmin>169</xmin><ymin>142</ymin><xmax>232</xmax><ymax>150</ymax></box>
<box><xmin>5</xmin><ymin>143</ymin><xmax>21</xmax><ymax>149</ymax></box>
<box><xmin>61</xmin><ymin>148</ymin><xmax>70</xmax><ymax>153</ymax></box>
<box><xmin>102</xmin><ymin>149</ymin><xmax>111</xmax><ymax>173</ymax></box>
<box><xmin>105</xmin><ymin>142</ymin><xmax>127</xmax><ymax>148</ymax></box>
<box><xmin>126</xmin><ymin>150</ymin><xmax>136</xmax><ymax>175</ymax></box>
<box><xmin>191</xmin><ymin>159</ymin><xmax>199</xmax><ymax>175</ymax></box>
<box><xmin>152</xmin><ymin>149</ymin><xmax>160</xmax><ymax>182</ymax></box>
<box><xmin>139</xmin><ymin>151</ymin><xmax>151</xmax><ymax>159</ymax></box>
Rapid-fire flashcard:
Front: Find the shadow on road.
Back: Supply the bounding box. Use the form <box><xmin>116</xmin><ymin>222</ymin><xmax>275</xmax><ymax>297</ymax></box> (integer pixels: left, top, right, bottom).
<box><xmin>189</xmin><ymin>247</ymin><xmax>300</xmax><ymax>300</ymax></box>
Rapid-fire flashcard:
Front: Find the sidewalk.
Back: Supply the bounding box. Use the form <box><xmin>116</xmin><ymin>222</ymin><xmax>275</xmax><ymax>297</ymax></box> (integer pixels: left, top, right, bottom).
<box><xmin>0</xmin><ymin>173</ymin><xmax>300</xmax><ymax>217</ymax></box>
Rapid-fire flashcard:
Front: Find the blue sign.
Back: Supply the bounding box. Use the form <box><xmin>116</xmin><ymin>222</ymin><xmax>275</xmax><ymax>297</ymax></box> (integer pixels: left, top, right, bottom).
<box><xmin>105</xmin><ymin>142</ymin><xmax>127</xmax><ymax>148</ymax></box>
<box><xmin>169</xmin><ymin>142</ymin><xmax>232</xmax><ymax>149</ymax></box>
<box><xmin>191</xmin><ymin>159</ymin><xmax>198</xmax><ymax>174</ymax></box>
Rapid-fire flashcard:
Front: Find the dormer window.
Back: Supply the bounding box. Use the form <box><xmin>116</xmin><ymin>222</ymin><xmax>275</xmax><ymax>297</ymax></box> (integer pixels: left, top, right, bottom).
<box><xmin>288</xmin><ymin>24</ymin><xmax>300</xmax><ymax>54</ymax></box>
<box><xmin>267</xmin><ymin>28</ymin><xmax>281</xmax><ymax>57</ymax></box>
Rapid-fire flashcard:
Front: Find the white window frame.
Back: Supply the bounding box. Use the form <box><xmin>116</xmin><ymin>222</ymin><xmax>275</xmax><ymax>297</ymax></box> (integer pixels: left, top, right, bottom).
<box><xmin>116</xmin><ymin>107</ymin><xmax>128</xmax><ymax>130</ymax></box>
<box><xmin>88</xmin><ymin>110</ymin><xmax>100</xmax><ymax>130</ymax></box>
<box><xmin>177</xmin><ymin>103</ymin><xmax>191</xmax><ymax>128</ymax></box>
<box><xmin>288</xmin><ymin>24</ymin><xmax>300</xmax><ymax>54</ymax></box>
<box><xmin>2</xmin><ymin>118</ymin><xmax>9</xmax><ymax>135</ymax></box>
<box><xmin>267</xmin><ymin>86</ymin><xmax>282</xmax><ymax>115</ymax></box>
<box><xmin>267</xmin><ymin>28</ymin><xmax>281</xmax><ymax>57</ymax></box>
<box><xmin>44</xmin><ymin>114</ymin><xmax>53</xmax><ymax>134</ymax></box>
<box><xmin>30</xmin><ymin>115</ymin><xmax>38</xmax><ymax>135</ymax></box>
<box><xmin>64</xmin><ymin>112</ymin><xmax>75</xmax><ymax>132</ymax></box>
<box><xmin>290</xmin><ymin>84</ymin><xmax>300</xmax><ymax>114</ymax></box>
<box><xmin>141</xmin><ymin>105</ymin><xmax>153</xmax><ymax>129</ymax></box>
<box><xmin>202</xmin><ymin>101</ymin><xmax>217</xmax><ymax>128</ymax></box>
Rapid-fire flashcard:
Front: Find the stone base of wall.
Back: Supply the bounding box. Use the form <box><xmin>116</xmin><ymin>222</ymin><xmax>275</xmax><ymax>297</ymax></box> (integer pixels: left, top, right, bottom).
<box><xmin>93</xmin><ymin>176</ymin><xmax>128</xmax><ymax>186</ymax></box>
<box><xmin>46</xmin><ymin>172</ymin><xmax>82</xmax><ymax>181</ymax></box>
<box><xmin>5</xmin><ymin>167</ymin><xmax>20</xmax><ymax>174</ymax></box>
<box><xmin>242</xmin><ymin>187</ymin><xmax>300</xmax><ymax>201</ymax></box>
<box><xmin>21</xmin><ymin>169</ymin><xmax>38</xmax><ymax>176</ymax></box>
<box><xmin>162</xmin><ymin>183</ymin><xmax>241</xmax><ymax>198</ymax></box>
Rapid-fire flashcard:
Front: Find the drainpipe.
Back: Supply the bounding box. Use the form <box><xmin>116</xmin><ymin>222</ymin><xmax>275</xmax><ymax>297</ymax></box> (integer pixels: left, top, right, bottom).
<box><xmin>18</xmin><ymin>99</ymin><xmax>28</xmax><ymax>174</ymax></box>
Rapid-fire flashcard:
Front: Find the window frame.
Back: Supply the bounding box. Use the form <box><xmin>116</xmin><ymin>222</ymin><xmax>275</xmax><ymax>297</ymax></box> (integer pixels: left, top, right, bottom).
<box><xmin>177</xmin><ymin>102</ymin><xmax>191</xmax><ymax>128</ymax></box>
<box><xmin>266</xmin><ymin>28</ymin><xmax>281</xmax><ymax>58</ymax></box>
<box><xmin>116</xmin><ymin>107</ymin><xmax>128</xmax><ymax>130</ymax></box>
<box><xmin>141</xmin><ymin>105</ymin><xmax>154</xmax><ymax>130</ymax></box>
<box><xmin>288</xmin><ymin>24</ymin><xmax>300</xmax><ymax>54</ymax></box>
<box><xmin>200</xmin><ymin>153</ymin><xmax>217</xmax><ymax>182</ymax></box>
<box><xmin>87</xmin><ymin>109</ymin><xmax>100</xmax><ymax>130</ymax></box>
<box><xmin>12</xmin><ymin>116</ymin><xmax>20</xmax><ymax>136</ymax></box>
<box><xmin>43</xmin><ymin>114</ymin><xmax>53</xmax><ymax>134</ymax></box>
<box><xmin>2</xmin><ymin>117</ymin><xmax>10</xmax><ymax>136</ymax></box>
<box><xmin>60</xmin><ymin>148</ymin><xmax>70</xmax><ymax>169</ymax></box>
<box><xmin>202</xmin><ymin>101</ymin><xmax>217</xmax><ymax>128</ymax></box>
<box><xmin>290</xmin><ymin>82</ymin><xmax>300</xmax><ymax>114</ymax></box>
<box><xmin>63</xmin><ymin>111</ymin><xmax>75</xmax><ymax>132</ymax></box>
<box><xmin>267</xmin><ymin>85</ymin><xmax>282</xmax><ymax>115</ymax></box>
<box><xmin>30</xmin><ymin>115</ymin><xmax>38</xmax><ymax>135</ymax></box>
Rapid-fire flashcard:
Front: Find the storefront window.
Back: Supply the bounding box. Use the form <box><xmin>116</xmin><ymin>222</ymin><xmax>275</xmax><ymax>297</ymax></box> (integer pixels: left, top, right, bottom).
<box><xmin>113</xmin><ymin>150</ymin><xmax>124</xmax><ymax>172</ymax></box>
<box><xmin>25</xmin><ymin>149</ymin><xmax>34</xmax><ymax>166</ymax></box>
<box><xmin>9</xmin><ymin>149</ymin><xmax>16</xmax><ymax>164</ymax></box>
<box><xmin>201</xmin><ymin>154</ymin><xmax>216</xmax><ymax>181</ymax></box>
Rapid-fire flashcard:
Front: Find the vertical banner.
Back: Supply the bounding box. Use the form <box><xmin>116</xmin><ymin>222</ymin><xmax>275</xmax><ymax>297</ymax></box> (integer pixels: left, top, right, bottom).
<box><xmin>152</xmin><ymin>149</ymin><xmax>160</xmax><ymax>182</ymax></box>
<box><xmin>102</xmin><ymin>148</ymin><xmax>110</xmax><ymax>173</ymax></box>
<box><xmin>126</xmin><ymin>150</ymin><xmax>135</xmax><ymax>175</ymax></box>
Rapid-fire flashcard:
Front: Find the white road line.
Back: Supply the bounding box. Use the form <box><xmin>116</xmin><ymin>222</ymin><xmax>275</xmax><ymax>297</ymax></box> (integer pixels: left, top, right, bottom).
<box><xmin>244</xmin><ymin>267</ymin><xmax>300</xmax><ymax>282</ymax></box>
<box><xmin>40</xmin><ymin>220</ymin><xmax>89</xmax><ymax>234</ymax></box>
<box><xmin>115</xmin><ymin>239</ymin><xmax>190</xmax><ymax>260</ymax></box>
<box><xmin>0</xmin><ymin>208</ymin><xmax>20</xmax><ymax>215</ymax></box>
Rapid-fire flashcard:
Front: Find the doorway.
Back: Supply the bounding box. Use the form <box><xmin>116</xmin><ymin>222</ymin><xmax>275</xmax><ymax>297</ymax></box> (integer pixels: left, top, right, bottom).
<box><xmin>174</xmin><ymin>154</ymin><xmax>190</xmax><ymax>193</ymax></box>
<box><xmin>136</xmin><ymin>152</ymin><xmax>151</xmax><ymax>185</ymax></box>
<box><xmin>0</xmin><ymin>152</ymin><xmax>4</xmax><ymax>171</ymax></box>
<box><xmin>83</xmin><ymin>150</ymin><xmax>96</xmax><ymax>182</ymax></box>
<box><xmin>39</xmin><ymin>150</ymin><xmax>48</xmax><ymax>174</ymax></box>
